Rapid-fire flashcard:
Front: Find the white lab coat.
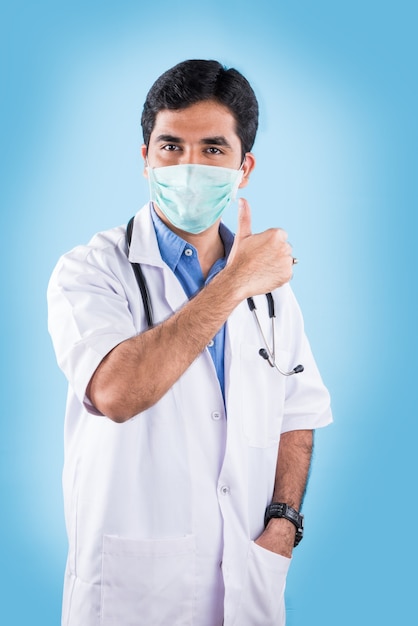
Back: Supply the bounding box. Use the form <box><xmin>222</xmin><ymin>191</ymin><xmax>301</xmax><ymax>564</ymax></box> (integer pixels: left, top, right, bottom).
<box><xmin>48</xmin><ymin>203</ymin><xmax>332</xmax><ymax>626</ymax></box>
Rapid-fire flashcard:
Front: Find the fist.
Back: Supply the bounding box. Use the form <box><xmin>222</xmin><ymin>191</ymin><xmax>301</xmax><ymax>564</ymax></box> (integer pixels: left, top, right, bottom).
<box><xmin>228</xmin><ymin>198</ymin><xmax>295</xmax><ymax>298</ymax></box>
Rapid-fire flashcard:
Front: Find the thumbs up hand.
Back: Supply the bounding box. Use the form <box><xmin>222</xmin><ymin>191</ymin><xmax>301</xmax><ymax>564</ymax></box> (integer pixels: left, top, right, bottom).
<box><xmin>227</xmin><ymin>198</ymin><xmax>294</xmax><ymax>299</ymax></box>
<box><xmin>234</xmin><ymin>196</ymin><xmax>253</xmax><ymax>241</ymax></box>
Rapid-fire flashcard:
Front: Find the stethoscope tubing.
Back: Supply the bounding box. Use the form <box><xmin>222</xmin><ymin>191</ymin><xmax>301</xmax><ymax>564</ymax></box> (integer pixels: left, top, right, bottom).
<box><xmin>247</xmin><ymin>297</ymin><xmax>304</xmax><ymax>376</ymax></box>
<box><xmin>126</xmin><ymin>216</ymin><xmax>303</xmax><ymax>376</ymax></box>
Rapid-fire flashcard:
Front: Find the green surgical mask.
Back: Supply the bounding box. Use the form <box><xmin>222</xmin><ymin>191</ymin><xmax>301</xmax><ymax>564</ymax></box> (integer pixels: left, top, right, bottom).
<box><xmin>146</xmin><ymin>163</ymin><xmax>243</xmax><ymax>234</ymax></box>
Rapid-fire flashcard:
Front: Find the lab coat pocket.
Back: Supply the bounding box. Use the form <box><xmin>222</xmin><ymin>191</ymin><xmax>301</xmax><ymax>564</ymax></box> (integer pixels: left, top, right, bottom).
<box><xmin>235</xmin><ymin>541</ymin><xmax>291</xmax><ymax>626</ymax></box>
<box><xmin>100</xmin><ymin>534</ymin><xmax>196</xmax><ymax>626</ymax></box>
<box><xmin>240</xmin><ymin>343</ymin><xmax>287</xmax><ymax>447</ymax></box>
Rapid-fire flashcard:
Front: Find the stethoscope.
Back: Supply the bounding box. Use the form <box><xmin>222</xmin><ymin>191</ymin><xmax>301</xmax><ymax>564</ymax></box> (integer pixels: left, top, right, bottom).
<box><xmin>126</xmin><ymin>216</ymin><xmax>304</xmax><ymax>377</ymax></box>
<box><xmin>247</xmin><ymin>295</ymin><xmax>304</xmax><ymax>376</ymax></box>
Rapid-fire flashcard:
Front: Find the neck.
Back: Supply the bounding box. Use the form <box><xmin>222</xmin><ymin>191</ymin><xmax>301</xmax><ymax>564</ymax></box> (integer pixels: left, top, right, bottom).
<box><xmin>154</xmin><ymin>206</ymin><xmax>224</xmax><ymax>278</ymax></box>
<box><xmin>186</xmin><ymin>225</ymin><xmax>225</xmax><ymax>279</ymax></box>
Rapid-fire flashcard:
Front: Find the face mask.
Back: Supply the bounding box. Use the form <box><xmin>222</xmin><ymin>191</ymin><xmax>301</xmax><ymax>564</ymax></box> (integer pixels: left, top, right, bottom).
<box><xmin>146</xmin><ymin>163</ymin><xmax>244</xmax><ymax>234</ymax></box>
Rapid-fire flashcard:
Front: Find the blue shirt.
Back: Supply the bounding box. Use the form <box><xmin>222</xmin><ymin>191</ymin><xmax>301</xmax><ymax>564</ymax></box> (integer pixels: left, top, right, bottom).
<box><xmin>151</xmin><ymin>206</ymin><xmax>234</xmax><ymax>400</ymax></box>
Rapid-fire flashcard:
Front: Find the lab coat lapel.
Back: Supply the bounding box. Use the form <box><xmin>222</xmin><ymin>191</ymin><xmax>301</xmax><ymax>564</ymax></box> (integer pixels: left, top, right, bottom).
<box><xmin>160</xmin><ymin>265</ymin><xmax>189</xmax><ymax>312</ymax></box>
<box><xmin>128</xmin><ymin>204</ymin><xmax>189</xmax><ymax>315</ymax></box>
<box><xmin>223</xmin><ymin>299</ymin><xmax>248</xmax><ymax>400</ymax></box>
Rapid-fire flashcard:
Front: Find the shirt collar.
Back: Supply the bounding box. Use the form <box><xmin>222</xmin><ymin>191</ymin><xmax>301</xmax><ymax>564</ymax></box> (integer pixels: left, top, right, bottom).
<box><xmin>150</xmin><ymin>204</ymin><xmax>235</xmax><ymax>273</ymax></box>
<box><xmin>151</xmin><ymin>205</ymin><xmax>188</xmax><ymax>272</ymax></box>
<box><xmin>219</xmin><ymin>221</ymin><xmax>234</xmax><ymax>258</ymax></box>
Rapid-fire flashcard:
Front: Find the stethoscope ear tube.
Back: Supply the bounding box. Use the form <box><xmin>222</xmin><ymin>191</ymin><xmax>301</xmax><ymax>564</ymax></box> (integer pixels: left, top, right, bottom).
<box><xmin>126</xmin><ymin>216</ymin><xmax>154</xmax><ymax>328</ymax></box>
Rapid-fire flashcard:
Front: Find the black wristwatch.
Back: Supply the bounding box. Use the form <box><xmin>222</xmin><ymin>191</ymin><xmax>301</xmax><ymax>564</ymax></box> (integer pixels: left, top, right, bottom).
<box><xmin>264</xmin><ymin>502</ymin><xmax>304</xmax><ymax>547</ymax></box>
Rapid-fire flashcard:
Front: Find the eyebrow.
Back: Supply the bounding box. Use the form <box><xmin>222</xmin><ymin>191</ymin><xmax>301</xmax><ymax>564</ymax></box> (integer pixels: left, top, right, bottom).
<box><xmin>154</xmin><ymin>134</ymin><xmax>183</xmax><ymax>143</ymax></box>
<box><xmin>201</xmin><ymin>136</ymin><xmax>233</xmax><ymax>149</ymax></box>
<box><xmin>154</xmin><ymin>134</ymin><xmax>233</xmax><ymax>149</ymax></box>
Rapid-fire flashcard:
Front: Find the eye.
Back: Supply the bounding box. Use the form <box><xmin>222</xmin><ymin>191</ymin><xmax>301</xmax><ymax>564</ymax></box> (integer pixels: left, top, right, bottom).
<box><xmin>162</xmin><ymin>144</ymin><xmax>181</xmax><ymax>152</ymax></box>
<box><xmin>205</xmin><ymin>147</ymin><xmax>223</xmax><ymax>155</ymax></box>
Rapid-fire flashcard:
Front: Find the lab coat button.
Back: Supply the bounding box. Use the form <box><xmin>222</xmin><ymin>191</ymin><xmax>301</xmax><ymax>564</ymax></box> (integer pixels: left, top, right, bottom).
<box><xmin>207</xmin><ymin>339</ymin><xmax>214</xmax><ymax>348</ymax></box>
<box><xmin>184</xmin><ymin>248</ymin><xmax>193</xmax><ymax>256</ymax></box>
<box><xmin>212</xmin><ymin>411</ymin><xmax>221</xmax><ymax>421</ymax></box>
<box><xmin>220</xmin><ymin>485</ymin><xmax>230</xmax><ymax>495</ymax></box>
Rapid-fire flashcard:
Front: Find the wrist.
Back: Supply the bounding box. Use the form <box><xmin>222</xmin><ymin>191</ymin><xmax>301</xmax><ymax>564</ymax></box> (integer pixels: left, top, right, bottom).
<box><xmin>215</xmin><ymin>263</ymin><xmax>248</xmax><ymax>305</ymax></box>
<box><xmin>258</xmin><ymin>519</ymin><xmax>295</xmax><ymax>558</ymax></box>
<box><xmin>266</xmin><ymin>516</ymin><xmax>297</xmax><ymax>535</ymax></box>
<box><xmin>264</xmin><ymin>502</ymin><xmax>304</xmax><ymax>547</ymax></box>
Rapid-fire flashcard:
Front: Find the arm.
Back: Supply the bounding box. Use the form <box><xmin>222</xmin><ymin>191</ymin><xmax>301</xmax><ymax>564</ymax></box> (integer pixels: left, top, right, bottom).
<box><xmin>88</xmin><ymin>198</ymin><xmax>295</xmax><ymax>421</ymax></box>
<box><xmin>88</xmin><ymin>267</ymin><xmax>246</xmax><ymax>420</ymax></box>
<box><xmin>255</xmin><ymin>429</ymin><xmax>314</xmax><ymax>558</ymax></box>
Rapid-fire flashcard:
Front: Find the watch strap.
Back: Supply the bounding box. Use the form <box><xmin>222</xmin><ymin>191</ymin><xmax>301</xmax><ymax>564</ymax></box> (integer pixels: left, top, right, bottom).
<box><xmin>264</xmin><ymin>502</ymin><xmax>304</xmax><ymax>547</ymax></box>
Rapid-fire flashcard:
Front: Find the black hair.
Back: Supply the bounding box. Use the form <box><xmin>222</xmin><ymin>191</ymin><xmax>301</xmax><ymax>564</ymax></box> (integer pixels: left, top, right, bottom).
<box><xmin>141</xmin><ymin>59</ymin><xmax>259</xmax><ymax>158</ymax></box>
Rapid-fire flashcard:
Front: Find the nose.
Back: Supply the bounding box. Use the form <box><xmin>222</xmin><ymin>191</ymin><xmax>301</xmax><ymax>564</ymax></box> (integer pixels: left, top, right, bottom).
<box><xmin>178</xmin><ymin>146</ymin><xmax>204</xmax><ymax>165</ymax></box>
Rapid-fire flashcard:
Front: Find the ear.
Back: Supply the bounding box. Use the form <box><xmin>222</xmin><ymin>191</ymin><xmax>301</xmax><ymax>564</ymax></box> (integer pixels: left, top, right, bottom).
<box><xmin>238</xmin><ymin>152</ymin><xmax>256</xmax><ymax>189</ymax></box>
<box><xmin>141</xmin><ymin>145</ymin><xmax>148</xmax><ymax>178</ymax></box>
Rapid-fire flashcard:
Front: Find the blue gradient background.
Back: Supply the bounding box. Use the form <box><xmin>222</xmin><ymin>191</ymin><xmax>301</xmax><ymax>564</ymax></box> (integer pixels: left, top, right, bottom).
<box><xmin>1</xmin><ymin>1</ymin><xmax>416</xmax><ymax>624</ymax></box>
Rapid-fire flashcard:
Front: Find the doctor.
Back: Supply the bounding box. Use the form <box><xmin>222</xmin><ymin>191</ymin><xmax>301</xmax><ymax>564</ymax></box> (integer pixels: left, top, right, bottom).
<box><xmin>48</xmin><ymin>59</ymin><xmax>332</xmax><ymax>626</ymax></box>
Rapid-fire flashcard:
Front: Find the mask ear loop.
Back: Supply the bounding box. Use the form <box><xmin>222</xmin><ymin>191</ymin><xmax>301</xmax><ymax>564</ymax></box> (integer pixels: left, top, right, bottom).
<box><xmin>238</xmin><ymin>157</ymin><xmax>247</xmax><ymax>177</ymax></box>
<box><xmin>145</xmin><ymin>156</ymin><xmax>156</xmax><ymax>208</ymax></box>
<box><xmin>231</xmin><ymin>160</ymin><xmax>245</xmax><ymax>201</ymax></box>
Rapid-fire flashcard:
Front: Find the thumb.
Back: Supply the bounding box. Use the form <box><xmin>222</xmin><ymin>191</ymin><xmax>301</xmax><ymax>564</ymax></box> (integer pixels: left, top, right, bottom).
<box><xmin>236</xmin><ymin>198</ymin><xmax>252</xmax><ymax>240</ymax></box>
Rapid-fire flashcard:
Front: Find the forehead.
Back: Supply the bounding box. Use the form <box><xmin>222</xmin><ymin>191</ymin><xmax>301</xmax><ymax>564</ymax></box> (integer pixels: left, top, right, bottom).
<box><xmin>150</xmin><ymin>100</ymin><xmax>239</xmax><ymax>142</ymax></box>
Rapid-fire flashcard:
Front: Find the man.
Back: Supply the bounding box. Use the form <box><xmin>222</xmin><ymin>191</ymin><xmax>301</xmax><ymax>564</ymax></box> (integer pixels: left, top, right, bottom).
<box><xmin>48</xmin><ymin>59</ymin><xmax>332</xmax><ymax>626</ymax></box>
